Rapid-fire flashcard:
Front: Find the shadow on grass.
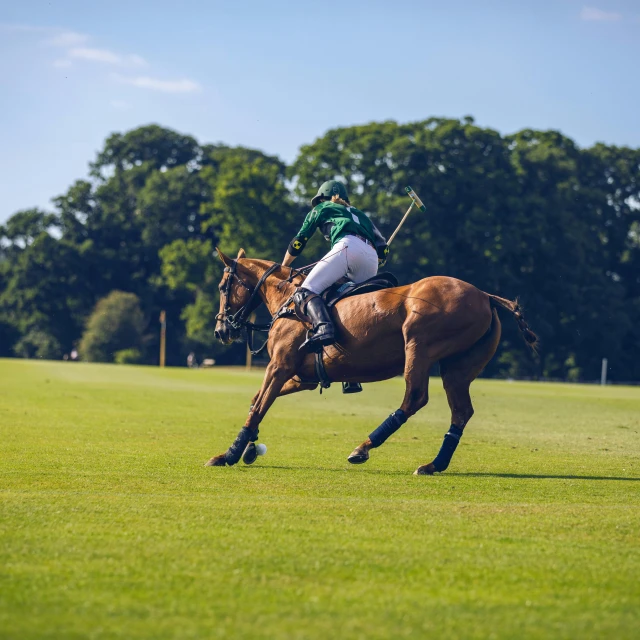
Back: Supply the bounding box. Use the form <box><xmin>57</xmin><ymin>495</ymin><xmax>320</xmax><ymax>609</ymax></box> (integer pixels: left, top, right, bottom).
<box><xmin>248</xmin><ymin>464</ymin><xmax>409</xmax><ymax>476</ymax></box>
<box><xmin>248</xmin><ymin>466</ymin><xmax>640</xmax><ymax>481</ymax></box>
<box><xmin>450</xmin><ymin>472</ymin><xmax>640</xmax><ymax>482</ymax></box>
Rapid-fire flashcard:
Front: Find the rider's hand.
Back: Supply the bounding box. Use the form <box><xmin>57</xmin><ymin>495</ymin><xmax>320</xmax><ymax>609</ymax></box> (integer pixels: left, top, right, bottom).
<box><xmin>282</xmin><ymin>251</ymin><xmax>296</xmax><ymax>268</ymax></box>
<box><xmin>377</xmin><ymin>244</ymin><xmax>390</xmax><ymax>268</ymax></box>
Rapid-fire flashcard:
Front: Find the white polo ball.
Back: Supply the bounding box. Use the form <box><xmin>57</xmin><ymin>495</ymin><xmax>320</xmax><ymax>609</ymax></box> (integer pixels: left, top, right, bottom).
<box><xmin>256</xmin><ymin>443</ymin><xmax>267</xmax><ymax>456</ymax></box>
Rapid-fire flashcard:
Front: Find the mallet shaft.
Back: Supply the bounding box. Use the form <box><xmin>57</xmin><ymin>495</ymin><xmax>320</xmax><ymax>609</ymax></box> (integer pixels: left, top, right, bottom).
<box><xmin>387</xmin><ymin>202</ymin><xmax>414</xmax><ymax>246</ymax></box>
<box><xmin>387</xmin><ymin>186</ymin><xmax>426</xmax><ymax>246</ymax></box>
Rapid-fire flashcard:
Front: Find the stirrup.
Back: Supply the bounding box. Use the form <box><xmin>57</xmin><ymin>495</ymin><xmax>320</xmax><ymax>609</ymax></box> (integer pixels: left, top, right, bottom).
<box><xmin>342</xmin><ymin>382</ymin><xmax>363</xmax><ymax>394</ymax></box>
<box><xmin>299</xmin><ymin>326</ymin><xmax>335</xmax><ymax>352</ymax></box>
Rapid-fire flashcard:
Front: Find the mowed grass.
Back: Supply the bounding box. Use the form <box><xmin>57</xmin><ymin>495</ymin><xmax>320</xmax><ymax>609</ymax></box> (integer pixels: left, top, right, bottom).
<box><xmin>0</xmin><ymin>359</ymin><xmax>639</xmax><ymax>640</ymax></box>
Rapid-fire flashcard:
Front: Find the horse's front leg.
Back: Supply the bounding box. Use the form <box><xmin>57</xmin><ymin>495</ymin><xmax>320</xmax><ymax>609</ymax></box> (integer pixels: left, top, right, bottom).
<box><xmin>205</xmin><ymin>361</ymin><xmax>292</xmax><ymax>467</ymax></box>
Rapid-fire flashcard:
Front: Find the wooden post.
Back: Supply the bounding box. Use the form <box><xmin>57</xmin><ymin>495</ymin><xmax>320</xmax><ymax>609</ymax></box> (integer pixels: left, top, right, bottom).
<box><xmin>159</xmin><ymin>310</ymin><xmax>166</xmax><ymax>368</ymax></box>
<box><xmin>600</xmin><ymin>357</ymin><xmax>608</xmax><ymax>386</ymax></box>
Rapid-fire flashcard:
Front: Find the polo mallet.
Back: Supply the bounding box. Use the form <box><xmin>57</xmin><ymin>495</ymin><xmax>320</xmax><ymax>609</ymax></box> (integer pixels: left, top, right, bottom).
<box><xmin>387</xmin><ymin>186</ymin><xmax>426</xmax><ymax>246</ymax></box>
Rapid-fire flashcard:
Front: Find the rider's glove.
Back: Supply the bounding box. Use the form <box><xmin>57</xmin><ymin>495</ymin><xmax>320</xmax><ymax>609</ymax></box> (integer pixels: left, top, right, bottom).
<box><xmin>377</xmin><ymin>243</ymin><xmax>390</xmax><ymax>268</ymax></box>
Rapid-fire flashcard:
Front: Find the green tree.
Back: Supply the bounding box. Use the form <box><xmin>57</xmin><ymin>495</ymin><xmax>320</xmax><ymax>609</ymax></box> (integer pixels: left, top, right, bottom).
<box><xmin>137</xmin><ymin>166</ymin><xmax>208</xmax><ymax>250</ymax></box>
<box><xmin>1</xmin><ymin>209</ymin><xmax>57</xmax><ymax>248</ymax></box>
<box><xmin>0</xmin><ymin>228</ymin><xmax>95</xmax><ymax>355</ymax></box>
<box><xmin>199</xmin><ymin>145</ymin><xmax>299</xmax><ymax>259</ymax></box>
<box><xmin>79</xmin><ymin>291</ymin><xmax>146</xmax><ymax>363</ymax></box>
<box><xmin>13</xmin><ymin>329</ymin><xmax>62</xmax><ymax>360</ymax></box>
<box><xmin>90</xmin><ymin>124</ymin><xmax>199</xmax><ymax>177</ymax></box>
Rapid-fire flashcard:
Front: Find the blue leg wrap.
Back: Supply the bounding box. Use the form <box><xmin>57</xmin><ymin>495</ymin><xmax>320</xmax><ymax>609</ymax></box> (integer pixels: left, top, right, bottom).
<box><xmin>369</xmin><ymin>410</ymin><xmax>408</xmax><ymax>448</ymax></box>
<box><xmin>224</xmin><ymin>427</ymin><xmax>259</xmax><ymax>466</ymax></box>
<box><xmin>432</xmin><ymin>425</ymin><xmax>464</xmax><ymax>472</ymax></box>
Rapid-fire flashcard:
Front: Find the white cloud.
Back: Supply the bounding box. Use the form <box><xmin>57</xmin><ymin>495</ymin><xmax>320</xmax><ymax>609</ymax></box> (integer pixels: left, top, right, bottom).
<box><xmin>53</xmin><ymin>59</ymin><xmax>73</xmax><ymax>68</ymax></box>
<box><xmin>69</xmin><ymin>47</ymin><xmax>120</xmax><ymax>64</ymax></box>
<box><xmin>580</xmin><ymin>6</ymin><xmax>622</xmax><ymax>21</ymax></box>
<box><xmin>1</xmin><ymin>23</ymin><xmax>202</xmax><ymax>91</ymax></box>
<box><xmin>112</xmin><ymin>74</ymin><xmax>201</xmax><ymax>93</ymax></box>
<box><xmin>46</xmin><ymin>31</ymin><xmax>88</xmax><ymax>47</ymax></box>
<box><xmin>68</xmin><ymin>47</ymin><xmax>147</xmax><ymax>67</ymax></box>
<box><xmin>127</xmin><ymin>54</ymin><xmax>147</xmax><ymax>67</ymax></box>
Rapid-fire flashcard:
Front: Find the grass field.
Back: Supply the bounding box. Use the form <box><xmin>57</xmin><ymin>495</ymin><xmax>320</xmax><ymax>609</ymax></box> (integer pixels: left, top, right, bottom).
<box><xmin>0</xmin><ymin>359</ymin><xmax>639</xmax><ymax>639</ymax></box>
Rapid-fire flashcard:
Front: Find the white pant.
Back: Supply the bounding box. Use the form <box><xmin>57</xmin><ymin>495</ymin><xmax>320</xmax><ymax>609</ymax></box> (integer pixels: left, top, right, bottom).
<box><xmin>303</xmin><ymin>235</ymin><xmax>379</xmax><ymax>294</ymax></box>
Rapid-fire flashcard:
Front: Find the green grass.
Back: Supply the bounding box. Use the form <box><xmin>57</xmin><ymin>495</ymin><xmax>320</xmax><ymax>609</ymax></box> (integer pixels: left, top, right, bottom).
<box><xmin>0</xmin><ymin>359</ymin><xmax>639</xmax><ymax>639</ymax></box>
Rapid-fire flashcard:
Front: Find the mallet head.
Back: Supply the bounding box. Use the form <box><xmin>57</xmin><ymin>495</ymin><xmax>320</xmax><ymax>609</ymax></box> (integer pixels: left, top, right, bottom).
<box><xmin>405</xmin><ymin>186</ymin><xmax>426</xmax><ymax>212</ymax></box>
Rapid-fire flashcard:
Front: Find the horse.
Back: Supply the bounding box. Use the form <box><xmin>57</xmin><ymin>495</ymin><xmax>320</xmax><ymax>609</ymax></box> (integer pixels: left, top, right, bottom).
<box><xmin>207</xmin><ymin>248</ymin><xmax>538</xmax><ymax>475</ymax></box>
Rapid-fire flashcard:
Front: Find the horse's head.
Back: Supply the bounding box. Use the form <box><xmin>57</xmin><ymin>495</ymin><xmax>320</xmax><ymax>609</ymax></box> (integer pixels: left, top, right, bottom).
<box><xmin>214</xmin><ymin>247</ymin><xmax>251</xmax><ymax>344</ymax></box>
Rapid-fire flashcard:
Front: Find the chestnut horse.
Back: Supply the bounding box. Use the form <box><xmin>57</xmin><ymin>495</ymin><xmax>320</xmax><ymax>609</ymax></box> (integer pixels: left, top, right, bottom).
<box><xmin>207</xmin><ymin>248</ymin><xmax>537</xmax><ymax>475</ymax></box>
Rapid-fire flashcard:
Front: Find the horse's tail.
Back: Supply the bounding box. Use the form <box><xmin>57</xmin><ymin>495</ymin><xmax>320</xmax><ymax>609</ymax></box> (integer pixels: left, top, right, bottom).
<box><xmin>486</xmin><ymin>293</ymin><xmax>539</xmax><ymax>352</ymax></box>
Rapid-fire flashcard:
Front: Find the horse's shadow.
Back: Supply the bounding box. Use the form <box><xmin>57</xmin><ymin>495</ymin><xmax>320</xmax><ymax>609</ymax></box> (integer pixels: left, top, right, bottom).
<box><xmin>244</xmin><ymin>464</ymin><xmax>407</xmax><ymax>476</ymax></box>
<box><xmin>450</xmin><ymin>472</ymin><xmax>640</xmax><ymax>482</ymax></box>
<box><xmin>247</xmin><ymin>466</ymin><xmax>640</xmax><ymax>482</ymax></box>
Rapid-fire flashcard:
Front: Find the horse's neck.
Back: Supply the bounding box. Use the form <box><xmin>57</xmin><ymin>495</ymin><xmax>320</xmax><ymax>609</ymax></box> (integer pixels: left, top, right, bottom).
<box><xmin>239</xmin><ymin>260</ymin><xmax>300</xmax><ymax>315</ymax></box>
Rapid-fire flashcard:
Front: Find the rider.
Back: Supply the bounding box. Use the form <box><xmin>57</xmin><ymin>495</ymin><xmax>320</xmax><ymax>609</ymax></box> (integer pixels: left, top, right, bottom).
<box><xmin>282</xmin><ymin>179</ymin><xmax>389</xmax><ymax>351</ymax></box>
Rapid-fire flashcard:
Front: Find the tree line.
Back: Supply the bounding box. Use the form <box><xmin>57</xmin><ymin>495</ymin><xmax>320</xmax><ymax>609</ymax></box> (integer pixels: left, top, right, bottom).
<box><xmin>1</xmin><ymin>118</ymin><xmax>639</xmax><ymax>381</ymax></box>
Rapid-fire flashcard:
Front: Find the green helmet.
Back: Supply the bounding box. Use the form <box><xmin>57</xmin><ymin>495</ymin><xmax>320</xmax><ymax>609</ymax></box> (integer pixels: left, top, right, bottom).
<box><xmin>311</xmin><ymin>180</ymin><xmax>349</xmax><ymax>207</ymax></box>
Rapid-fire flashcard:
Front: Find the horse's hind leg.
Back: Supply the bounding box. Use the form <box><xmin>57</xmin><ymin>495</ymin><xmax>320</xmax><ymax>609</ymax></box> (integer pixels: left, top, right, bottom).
<box><xmin>347</xmin><ymin>338</ymin><xmax>433</xmax><ymax>465</ymax></box>
<box><xmin>414</xmin><ymin>375</ymin><xmax>473</xmax><ymax>476</ymax></box>
<box><xmin>415</xmin><ymin>308</ymin><xmax>501</xmax><ymax>476</ymax></box>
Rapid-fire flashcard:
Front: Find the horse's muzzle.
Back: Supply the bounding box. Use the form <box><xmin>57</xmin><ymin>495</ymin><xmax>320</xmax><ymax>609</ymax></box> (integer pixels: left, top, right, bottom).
<box><xmin>215</xmin><ymin>321</ymin><xmax>241</xmax><ymax>345</ymax></box>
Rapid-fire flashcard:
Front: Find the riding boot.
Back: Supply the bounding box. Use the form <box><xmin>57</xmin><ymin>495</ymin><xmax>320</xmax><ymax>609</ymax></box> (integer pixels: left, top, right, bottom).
<box><xmin>300</xmin><ymin>296</ymin><xmax>335</xmax><ymax>351</ymax></box>
<box><xmin>342</xmin><ymin>382</ymin><xmax>363</xmax><ymax>394</ymax></box>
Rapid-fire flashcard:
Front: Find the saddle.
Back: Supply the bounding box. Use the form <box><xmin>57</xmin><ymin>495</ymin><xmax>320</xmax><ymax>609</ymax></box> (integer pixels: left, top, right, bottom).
<box><xmin>320</xmin><ymin>272</ymin><xmax>399</xmax><ymax>308</ymax></box>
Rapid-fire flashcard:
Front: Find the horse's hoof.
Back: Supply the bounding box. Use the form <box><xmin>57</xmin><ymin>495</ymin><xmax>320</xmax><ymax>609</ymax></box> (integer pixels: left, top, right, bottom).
<box><xmin>242</xmin><ymin>442</ymin><xmax>258</xmax><ymax>465</ymax></box>
<box><xmin>347</xmin><ymin>447</ymin><xmax>369</xmax><ymax>464</ymax></box>
<box><xmin>204</xmin><ymin>455</ymin><xmax>227</xmax><ymax>467</ymax></box>
<box><xmin>414</xmin><ymin>463</ymin><xmax>437</xmax><ymax>476</ymax></box>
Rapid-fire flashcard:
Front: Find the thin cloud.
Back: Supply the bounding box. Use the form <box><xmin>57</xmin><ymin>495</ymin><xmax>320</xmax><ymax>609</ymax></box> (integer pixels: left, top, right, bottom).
<box><xmin>2</xmin><ymin>23</ymin><xmax>202</xmax><ymax>91</ymax></box>
<box><xmin>46</xmin><ymin>31</ymin><xmax>89</xmax><ymax>47</ymax></box>
<box><xmin>69</xmin><ymin>47</ymin><xmax>147</xmax><ymax>67</ymax></box>
<box><xmin>112</xmin><ymin>74</ymin><xmax>201</xmax><ymax>93</ymax></box>
<box><xmin>580</xmin><ymin>6</ymin><xmax>622</xmax><ymax>21</ymax></box>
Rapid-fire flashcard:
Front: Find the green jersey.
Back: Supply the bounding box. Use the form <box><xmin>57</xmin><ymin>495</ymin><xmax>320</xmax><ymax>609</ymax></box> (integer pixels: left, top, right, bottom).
<box><xmin>288</xmin><ymin>201</ymin><xmax>378</xmax><ymax>256</ymax></box>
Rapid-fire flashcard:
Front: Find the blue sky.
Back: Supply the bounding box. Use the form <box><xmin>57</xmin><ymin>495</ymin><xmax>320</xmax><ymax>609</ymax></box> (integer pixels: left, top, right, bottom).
<box><xmin>1</xmin><ymin>0</ymin><xmax>639</xmax><ymax>222</ymax></box>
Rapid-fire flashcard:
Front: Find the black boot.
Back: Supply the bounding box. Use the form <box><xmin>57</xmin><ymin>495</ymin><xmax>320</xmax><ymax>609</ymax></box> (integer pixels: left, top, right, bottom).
<box><xmin>300</xmin><ymin>295</ymin><xmax>335</xmax><ymax>351</ymax></box>
<box><xmin>342</xmin><ymin>382</ymin><xmax>363</xmax><ymax>394</ymax></box>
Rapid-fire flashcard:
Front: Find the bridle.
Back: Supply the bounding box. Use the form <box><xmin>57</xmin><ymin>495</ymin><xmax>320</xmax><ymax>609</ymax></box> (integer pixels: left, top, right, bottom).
<box><xmin>215</xmin><ymin>260</ymin><xmax>281</xmax><ymax>330</ymax></box>
<box><xmin>215</xmin><ymin>260</ymin><xmax>293</xmax><ymax>355</ymax></box>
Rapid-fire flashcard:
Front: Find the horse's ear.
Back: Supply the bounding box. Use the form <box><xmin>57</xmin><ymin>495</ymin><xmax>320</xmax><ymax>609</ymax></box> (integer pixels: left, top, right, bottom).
<box><xmin>216</xmin><ymin>247</ymin><xmax>232</xmax><ymax>266</ymax></box>
<box><xmin>237</xmin><ymin>248</ymin><xmax>246</xmax><ymax>259</ymax></box>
